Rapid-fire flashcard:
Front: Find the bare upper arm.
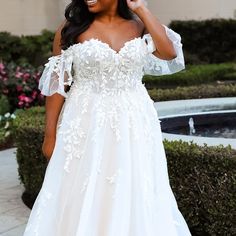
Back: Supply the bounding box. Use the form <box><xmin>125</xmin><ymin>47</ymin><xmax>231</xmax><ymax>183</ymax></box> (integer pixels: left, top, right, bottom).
<box><xmin>52</xmin><ymin>19</ymin><xmax>67</xmax><ymax>56</ymax></box>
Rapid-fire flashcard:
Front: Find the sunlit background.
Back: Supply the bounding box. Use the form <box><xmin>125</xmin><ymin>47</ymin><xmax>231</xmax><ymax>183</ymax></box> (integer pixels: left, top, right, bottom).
<box><xmin>0</xmin><ymin>0</ymin><xmax>235</xmax><ymax>35</ymax></box>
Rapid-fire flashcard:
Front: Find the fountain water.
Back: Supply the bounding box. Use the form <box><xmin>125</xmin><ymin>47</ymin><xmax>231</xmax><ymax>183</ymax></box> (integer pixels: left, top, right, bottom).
<box><xmin>188</xmin><ymin>117</ymin><xmax>196</xmax><ymax>135</ymax></box>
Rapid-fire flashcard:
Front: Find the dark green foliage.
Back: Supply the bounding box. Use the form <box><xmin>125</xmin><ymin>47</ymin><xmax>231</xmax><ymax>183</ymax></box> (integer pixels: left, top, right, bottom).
<box><xmin>164</xmin><ymin>140</ymin><xmax>236</xmax><ymax>236</ymax></box>
<box><xmin>0</xmin><ymin>95</ymin><xmax>10</xmax><ymax>115</ymax></box>
<box><xmin>0</xmin><ymin>30</ymin><xmax>54</xmax><ymax>67</ymax></box>
<box><xmin>11</xmin><ymin>106</ymin><xmax>47</xmax><ymax>202</ymax></box>
<box><xmin>148</xmin><ymin>84</ymin><xmax>236</xmax><ymax>101</ymax></box>
<box><xmin>1</xmin><ymin>19</ymin><xmax>236</xmax><ymax>66</ymax></box>
<box><xmin>169</xmin><ymin>19</ymin><xmax>236</xmax><ymax>64</ymax></box>
<box><xmin>143</xmin><ymin>63</ymin><xmax>236</xmax><ymax>89</ymax></box>
<box><xmin>0</xmin><ymin>32</ymin><xmax>22</xmax><ymax>62</ymax></box>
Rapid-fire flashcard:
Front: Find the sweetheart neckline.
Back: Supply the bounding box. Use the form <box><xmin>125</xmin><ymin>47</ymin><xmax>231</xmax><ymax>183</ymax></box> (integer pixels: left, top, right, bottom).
<box><xmin>70</xmin><ymin>35</ymin><xmax>147</xmax><ymax>55</ymax></box>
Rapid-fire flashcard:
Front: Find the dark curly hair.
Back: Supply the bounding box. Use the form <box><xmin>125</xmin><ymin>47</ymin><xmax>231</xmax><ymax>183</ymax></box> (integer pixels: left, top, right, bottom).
<box><xmin>61</xmin><ymin>0</ymin><xmax>135</xmax><ymax>49</ymax></box>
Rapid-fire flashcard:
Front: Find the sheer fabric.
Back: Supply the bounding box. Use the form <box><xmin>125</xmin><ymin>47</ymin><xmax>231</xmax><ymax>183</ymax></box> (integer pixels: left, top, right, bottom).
<box><xmin>143</xmin><ymin>25</ymin><xmax>185</xmax><ymax>76</ymax></box>
<box><xmin>38</xmin><ymin>48</ymin><xmax>74</xmax><ymax>98</ymax></box>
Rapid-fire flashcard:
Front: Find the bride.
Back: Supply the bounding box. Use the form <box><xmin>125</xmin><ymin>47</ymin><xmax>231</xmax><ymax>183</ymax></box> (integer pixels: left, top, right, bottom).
<box><xmin>23</xmin><ymin>0</ymin><xmax>192</xmax><ymax>235</ymax></box>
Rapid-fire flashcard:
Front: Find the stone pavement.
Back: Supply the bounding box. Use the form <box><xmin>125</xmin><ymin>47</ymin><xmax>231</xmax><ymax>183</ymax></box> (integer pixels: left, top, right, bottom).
<box><xmin>0</xmin><ymin>148</ymin><xmax>30</xmax><ymax>236</ymax></box>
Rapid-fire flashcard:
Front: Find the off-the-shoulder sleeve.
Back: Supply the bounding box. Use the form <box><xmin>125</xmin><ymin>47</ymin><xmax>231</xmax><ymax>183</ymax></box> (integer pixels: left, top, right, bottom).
<box><xmin>142</xmin><ymin>24</ymin><xmax>185</xmax><ymax>76</ymax></box>
<box><xmin>38</xmin><ymin>47</ymin><xmax>74</xmax><ymax>98</ymax></box>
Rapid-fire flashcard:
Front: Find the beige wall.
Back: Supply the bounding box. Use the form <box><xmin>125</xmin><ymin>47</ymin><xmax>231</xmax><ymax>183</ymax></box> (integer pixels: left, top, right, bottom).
<box><xmin>147</xmin><ymin>0</ymin><xmax>236</xmax><ymax>24</ymax></box>
<box><xmin>0</xmin><ymin>0</ymin><xmax>62</xmax><ymax>35</ymax></box>
<box><xmin>0</xmin><ymin>0</ymin><xmax>235</xmax><ymax>35</ymax></box>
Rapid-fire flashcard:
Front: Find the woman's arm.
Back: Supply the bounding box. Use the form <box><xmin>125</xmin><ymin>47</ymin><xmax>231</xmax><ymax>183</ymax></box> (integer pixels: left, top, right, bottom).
<box><xmin>42</xmin><ymin>20</ymin><xmax>68</xmax><ymax>161</ymax></box>
<box><xmin>127</xmin><ymin>0</ymin><xmax>177</xmax><ymax>60</ymax></box>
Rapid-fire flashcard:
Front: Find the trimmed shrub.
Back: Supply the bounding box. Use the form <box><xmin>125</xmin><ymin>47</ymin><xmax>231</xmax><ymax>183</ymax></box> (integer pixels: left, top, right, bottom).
<box><xmin>12</xmin><ymin>106</ymin><xmax>236</xmax><ymax>235</ymax></box>
<box><xmin>148</xmin><ymin>84</ymin><xmax>236</xmax><ymax>101</ymax></box>
<box><xmin>143</xmin><ymin>63</ymin><xmax>236</xmax><ymax>89</ymax></box>
<box><xmin>169</xmin><ymin>19</ymin><xmax>236</xmax><ymax>64</ymax></box>
<box><xmin>0</xmin><ymin>30</ymin><xmax>54</xmax><ymax>67</ymax></box>
<box><xmin>164</xmin><ymin>140</ymin><xmax>236</xmax><ymax>236</ymax></box>
<box><xmin>1</xmin><ymin>19</ymin><xmax>236</xmax><ymax>67</ymax></box>
<box><xmin>0</xmin><ymin>32</ymin><xmax>22</xmax><ymax>63</ymax></box>
<box><xmin>12</xmin><ymin>106</ymin><xmax>47</xmax><ymax>208</ymax></box>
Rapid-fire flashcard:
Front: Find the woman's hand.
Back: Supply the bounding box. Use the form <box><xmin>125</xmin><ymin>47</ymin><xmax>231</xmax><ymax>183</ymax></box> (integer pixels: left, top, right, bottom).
<box><xmin>126</xmin><ymin>0</ymin><xmax>146</xmax><ymax>13</ymax></box>
<box><xmin>42</xmin><ymin>136</ymin><xmax>56</xmax><ymax>162</ymax></box>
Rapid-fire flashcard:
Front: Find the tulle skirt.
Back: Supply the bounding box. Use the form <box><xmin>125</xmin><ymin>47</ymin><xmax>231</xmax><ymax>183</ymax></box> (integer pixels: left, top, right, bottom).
<box><xmin>23</xmin><ymin>84</ymin><xmax>192</xmax><ymax>236</ymax></box>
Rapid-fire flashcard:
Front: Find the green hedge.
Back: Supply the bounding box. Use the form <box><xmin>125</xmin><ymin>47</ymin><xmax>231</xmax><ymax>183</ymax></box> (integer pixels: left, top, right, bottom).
<box><xmin>0</xmin><ymin>30</ymin><xmax>54</xmax><ymax>66</ymax></box>
<box><xmin>170</xmin><ymin>19</ymin><xmax>236</xmax><ymax>64</ymax></box>
<box><xmin>148</xmin><ymin>84</ymin><xmax>236</xmax><ymax>101</ymax></box>
<box><xmin>1</xmin><ymin>19</ymin><xmax>236</xmax><ymax>66</ymax></box>
<box><xmin>12</xmin><ymin>106</ymin><xmax>236</xmax><ymax>235</ymax></box>
<box><xmin>12</xmin><ymin>106</ymin><xmax>47</xmax><ymax>207</ymax></box>
<box><xmin>143</xmin><ymin>63</ymin><xmax>236</xmax><ymax>89</ymax></box>
<box><xmin>164</xmin><ymin>140</ymin><xmax>236</xmax><ymax>236</ymax></box>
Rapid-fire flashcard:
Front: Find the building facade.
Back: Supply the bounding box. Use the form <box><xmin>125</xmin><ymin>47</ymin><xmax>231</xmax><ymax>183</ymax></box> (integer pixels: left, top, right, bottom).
<box><xmin>0</xmin><ymin>0</ymin><xmax>235</xmax><ymax>35</ymax></box>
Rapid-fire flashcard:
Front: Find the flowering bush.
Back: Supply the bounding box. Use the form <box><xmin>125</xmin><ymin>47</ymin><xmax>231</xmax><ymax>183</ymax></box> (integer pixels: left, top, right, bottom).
<box><xmin>0</xmin><ymin>111</ymin><xmax>17</xmax><ymax>150</ymax></box>
<box><xmin>0</xmin><ymin>62</ymin><xmax>45</xmax><ymax>111</ymax></box>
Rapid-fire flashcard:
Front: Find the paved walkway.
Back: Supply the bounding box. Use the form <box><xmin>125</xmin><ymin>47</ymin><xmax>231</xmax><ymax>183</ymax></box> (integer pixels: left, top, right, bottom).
<box><xmin>0</xmin><ymin>148</ymin><xmax>30</xmax><ymax>236</ymax></box>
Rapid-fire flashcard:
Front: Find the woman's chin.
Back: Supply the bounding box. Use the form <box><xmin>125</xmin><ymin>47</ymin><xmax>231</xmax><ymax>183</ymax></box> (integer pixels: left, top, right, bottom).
<box><xmin>85</xmin><ymin>0</ymin><xmax>99</xmax><ymax>12</ymax></box>
<box><xmin>85</xmin><ymin>0</ymin><xmax>98</xmax><ymax>7</ymax></box>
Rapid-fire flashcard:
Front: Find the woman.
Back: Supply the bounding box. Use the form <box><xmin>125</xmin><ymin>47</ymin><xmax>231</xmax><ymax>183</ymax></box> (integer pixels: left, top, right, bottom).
<box><xmin>23</xmin><ymin>0</ymin><xmax>191</xmax><ymax>235</ymax></box>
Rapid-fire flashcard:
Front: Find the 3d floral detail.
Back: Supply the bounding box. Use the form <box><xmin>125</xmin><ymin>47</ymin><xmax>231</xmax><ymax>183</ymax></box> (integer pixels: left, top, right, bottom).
<box><xmin>106</xmin><ymin>168</ymin><xmax>122</xmax><ymax>185</ymax></box>
<box><xmin>58</xmin><ymin>116</ymin><xmax>87</xmax><ymax>173</ymax></box>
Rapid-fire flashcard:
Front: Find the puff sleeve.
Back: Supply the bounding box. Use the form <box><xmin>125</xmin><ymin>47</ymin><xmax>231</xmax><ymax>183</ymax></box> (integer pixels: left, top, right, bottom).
<box><xmin>38</xmin><ymin>47</ymin><xmax>74</xmax><ymax>98</ymax></box>
<box><xmin>143</xmin><ymin>24</ymin><xmax>185</xmax><ymax>76</ymax></box>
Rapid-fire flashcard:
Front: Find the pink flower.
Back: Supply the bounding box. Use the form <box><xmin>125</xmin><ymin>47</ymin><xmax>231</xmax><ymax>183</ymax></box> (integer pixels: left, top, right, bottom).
<box><xmin>31</xmin><ymin>90</ymin><xmax>38</xmax><ymax>99</ymax></box>
<box><xmin>18</xmin><ymin>94</ymin><xmax>33</xmax><ymax>103</ymax></box>
<box><xmin>23</xmin><ymin>73</ymin><xmax>30</xmax><ymax>80</ymax></box>
<box><xmin>3</xmin><ymin>89</ymin><xmax>9</xmax><ymax>94</ymax></box>
<box><xmin>0</xmin><ymin>63</ymin><xmax>5</xmax><ymax>71</ymax></box>
<box><xmin>18</xmin><ymin>95</ymin><xmax>25</xmax><ymax>100</ymax></box>
<box><xmin>15</xmin><ymin>71</ymin><xmax>23</xmax><ymax>78</ymax></box>
<box><xmin>24</xmin><ymin>96</ymin><xmax>33</xmax><ymax>103</ymax></box>
<box><xmin>16</xmin><ymin>85</ymin><xmax>23</xmax><ymax>92</ymax></box>
<box><xmin>18</xmin><ymin>101</ymin><xmax>24</xmax><ymax>106</ymax></box>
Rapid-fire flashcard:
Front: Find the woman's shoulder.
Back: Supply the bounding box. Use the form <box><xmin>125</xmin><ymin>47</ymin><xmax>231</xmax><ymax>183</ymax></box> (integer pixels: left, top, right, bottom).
<box><xmin>131</xmin><ymin>17</ymin><xmax>146</xmax><ymax>37</ymax></box>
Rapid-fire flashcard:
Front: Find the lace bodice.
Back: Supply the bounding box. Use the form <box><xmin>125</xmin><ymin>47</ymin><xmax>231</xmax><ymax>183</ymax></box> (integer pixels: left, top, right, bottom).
<box><xmin>38</xmin><ymin>25</ymin><xmax>185</xmax><ymax>98</ymax></box>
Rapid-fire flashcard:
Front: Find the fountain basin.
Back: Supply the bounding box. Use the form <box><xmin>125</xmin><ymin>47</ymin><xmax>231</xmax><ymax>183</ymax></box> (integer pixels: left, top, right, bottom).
<box><xmin>160</xmin><ymin>110</ymin><xmax>236</xmax><ymax>139</ymax></box>
<box><xmin>154</xmin><ymin>97</ymin><xmax>236</xmax><ymax>149</ymax></box>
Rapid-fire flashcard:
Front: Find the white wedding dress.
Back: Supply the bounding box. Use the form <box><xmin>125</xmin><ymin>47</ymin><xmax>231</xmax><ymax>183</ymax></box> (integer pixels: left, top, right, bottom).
<box><xmin>23</xmin><ymin>25</ymin><xmax>191</xmax><ymax>236</ymax></box>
